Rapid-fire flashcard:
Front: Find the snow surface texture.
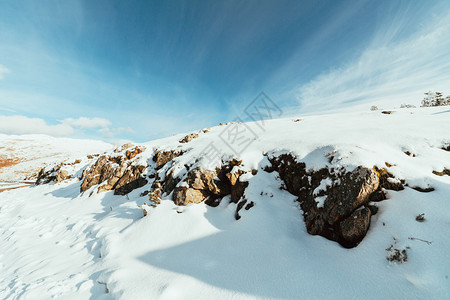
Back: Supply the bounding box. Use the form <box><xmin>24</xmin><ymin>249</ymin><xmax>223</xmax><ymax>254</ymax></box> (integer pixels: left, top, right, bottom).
<box><xmin>0</xmin><ymin>134</ymin><xmax>113</xmax><ymax>181</ymax></box>
<box><xmin>1</xmin><ymin>107</ymin><xmax>450</xmax><ymax>299</ymax></box>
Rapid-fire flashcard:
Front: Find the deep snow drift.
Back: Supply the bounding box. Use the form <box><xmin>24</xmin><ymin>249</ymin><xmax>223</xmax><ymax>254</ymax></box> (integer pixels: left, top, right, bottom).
<box><xmin>1</xmin><ymin>107</ymin><xmax>450</xmax><ymax>299</ymax></box>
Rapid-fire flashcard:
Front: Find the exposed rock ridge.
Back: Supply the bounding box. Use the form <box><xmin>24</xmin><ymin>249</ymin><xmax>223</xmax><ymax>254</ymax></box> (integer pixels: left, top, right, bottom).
<box><xmin>267</xmin><ymin>153</ymin><xmax>388</xmax><ymax>248</ymax></box>
<box><xmin>80</xmin><ymin>145</ymin><xmax>148</xmax><ymax>195</ymax></box>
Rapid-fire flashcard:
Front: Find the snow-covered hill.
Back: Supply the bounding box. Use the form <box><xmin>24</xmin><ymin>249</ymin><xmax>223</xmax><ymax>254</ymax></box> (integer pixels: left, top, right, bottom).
<box><xmin>0</xmin><ymin>134</ymin><xmax>113</xmax><ymax>182</ymax></box>
<box><xmin>0</xmin><ymin>107</ymin><xmax>449</xmax><ymax>299</ymax></box>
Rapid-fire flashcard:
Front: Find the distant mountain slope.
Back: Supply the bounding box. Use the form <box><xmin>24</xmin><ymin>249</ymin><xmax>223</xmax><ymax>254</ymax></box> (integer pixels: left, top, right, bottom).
<box><xmin>0</xmin><ymin>134</ymin><xmax>113</xmax><ymax>181</ymax></box>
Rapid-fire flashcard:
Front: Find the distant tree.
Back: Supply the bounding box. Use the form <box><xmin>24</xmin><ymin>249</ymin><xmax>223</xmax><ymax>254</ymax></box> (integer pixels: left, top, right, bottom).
<box><xmin>435</xmin><ymin>92</ymin><xmax>444</xmax><ymax>106</ymax></box>
<box><xmin>421</xmin><ymin>91</ymin><xmax>450</xmax><ymax>107</ymax></box>
<box><xmin>421</xmin><ymin>91</ymin><xmax>435</xmax><ymax>107</ymax></box>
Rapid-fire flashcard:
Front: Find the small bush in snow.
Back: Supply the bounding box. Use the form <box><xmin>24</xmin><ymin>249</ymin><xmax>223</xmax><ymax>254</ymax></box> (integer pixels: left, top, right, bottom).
<box><xmin>400</xmin><ymin>104</ymin><xmax>416</xmax><ymax>108</ymax></box>
<box><xmin>386</xmin><ymin>245</ymin><xmax>408</xmax><ymax>263</ymax></box>
<box><xmin>370</xmin><ymin>105</ymin><xmax>378</xmax><ymax>111</ymax></box>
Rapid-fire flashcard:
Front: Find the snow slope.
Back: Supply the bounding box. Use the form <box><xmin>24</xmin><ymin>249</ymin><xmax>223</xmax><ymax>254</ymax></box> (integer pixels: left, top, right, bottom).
<box><xmin>0</xmin><ymin>107</ymin><xmax>449</xmax><ymax>299</ymax></box>
<box><xmin>0</xmin><ymin>134</ymin><xmax>113</xmax><ymax>181</ymax></box>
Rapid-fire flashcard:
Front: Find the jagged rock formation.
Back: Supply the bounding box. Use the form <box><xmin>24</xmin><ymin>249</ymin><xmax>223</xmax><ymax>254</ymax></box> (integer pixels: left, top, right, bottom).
<box><xmin>171</xmin><ymin>162</ymin><xmax>249</xmax><ymax>208</ymax></box>
<box><xmin>80</xmin><ymin>145</ymin><xmax>148</xmax><ymax>195</ymax></box>
<box><xmin>36</xmin><ymin>159</ymin><xmax>82</xmax><ymax>184</ymax></box>
<box><xmin>267</xmin><ymin>153</ymin><xmax>381</xmax><ymax>248</ymax></box>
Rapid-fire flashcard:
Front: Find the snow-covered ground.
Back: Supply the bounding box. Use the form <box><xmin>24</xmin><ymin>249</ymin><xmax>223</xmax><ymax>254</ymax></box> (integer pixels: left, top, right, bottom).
<box><xmin>1</xmin><ymin>107</ymin><xmax>450</xmax><ymax>299</ymax></box>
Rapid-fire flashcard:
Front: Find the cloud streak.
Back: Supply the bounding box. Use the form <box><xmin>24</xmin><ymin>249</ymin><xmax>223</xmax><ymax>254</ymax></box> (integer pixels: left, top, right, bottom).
<box><xmin>62</xmin><ymin>117</ymin><xmax>111</xmax><ymax>129</ymax></box>
<box><xmin>0</xmin><ymin>115</ymin><xmax>134</xmax><ymax>141</ymax></box>
<box><xmin>0</xmin><ymin>115</ymin><xmax>74</xmax><ymax>136</ymax></box>
<box><xmin>0</xmin><ymin>64</ymin><xmax>10</xmax><ymax>80</ymax></box>
<box><xmin>296</xmin><ymin>9</ymin><xmax>450</xmax><ymax>113</ymax></box>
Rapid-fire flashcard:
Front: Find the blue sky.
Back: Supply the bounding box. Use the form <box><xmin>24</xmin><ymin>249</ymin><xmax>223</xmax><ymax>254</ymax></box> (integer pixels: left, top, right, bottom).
<box><xmin>0</xmin><ymin>0</ymin><xmax>449</xmax><ymax>143</ymax></box>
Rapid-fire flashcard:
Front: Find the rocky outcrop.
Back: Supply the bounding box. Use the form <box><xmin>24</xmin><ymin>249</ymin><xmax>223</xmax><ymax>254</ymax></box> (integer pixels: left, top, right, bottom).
<box><xmin>36</xmin><ymin>160</ymin><xmax>82</xmax><ymax>184</ymax></box>
<box><xmin>179</xmin><ymin>133</ymin><xmax>199</xmax><ymax>143</ymax></box>
<box><xmin>153</xmin><ymin>150</ymin><xmax>182</xmax><ymax>169</ymax></box>
<box><xmin>268</xmin><ymin>153</ymin><xmax>381</xmax><ymax>248</ymax></box>
<box><xmin>114</xmin><ymin>165</ymin><xmax>148</xmax><ymax>195</ymax></box>
<box><xmin>432</xmin><ymin>168</ymin><xmax>450</xmax><ymax>176</ymax></box>
<box><xmin>80</xmin><ymin>145</ymin><xmax>148</xmax><ymax>195</ymax></box>
<box><xmin>171</xmin><ymin>162</ymin><xmax>249</xmax><ymax>213</ymax></box>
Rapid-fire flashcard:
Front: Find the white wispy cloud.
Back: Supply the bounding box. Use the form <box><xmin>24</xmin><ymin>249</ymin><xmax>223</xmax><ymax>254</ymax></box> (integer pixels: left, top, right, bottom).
<box><xmin>0</xmin><ymin>115</ymin><xmax>74</xmax><ymax>136</ymax></box>
<box><xmin>0</xmin><ymin>114</ymin><xmax>133</xmax><ymax>140</ymax></box>
<box><xmin>296</xmin><ymin>10</ymin><xmax>450</xmax><ymax>113</ymax></box>
<box><xmin>0</xmin><ymin>64</ymin><xmax>10</xmax><ymax>80</ymax></box>
<box><xmin>97</xmin><ymin>127</ymin><xmax>135</xmax><ymax>139</ymax></box>
<box><xmin>62</xmin><ymin>117</ymin><xmax>111</xmax><ymax>129</ymax></box>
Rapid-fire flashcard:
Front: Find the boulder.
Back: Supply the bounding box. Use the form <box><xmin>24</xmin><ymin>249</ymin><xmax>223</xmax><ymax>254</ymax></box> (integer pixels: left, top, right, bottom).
<box><xmin>173</xmin><ymin>187</ymin><xmax>206</xmax><ymax>205</ymax></box>
<box><xmin>153</xmin><ymin>150</ymin><xmax>182</xmax><ymax>168</ymax></box>
<box><xmin>268</xmin><ymin>153</ymin><xmax>381</xmax><ymax>248</ymax></box>
<box><xmin>114</xmin><ymin>165</ymin><xmax>148</xmax><ymax>195</ymax></box>
<box><xmin>187</xmin><ymin>167</ymin><xmax>222</xmax><ymax>194</ymax></box>
<box><xmin>55</xmin><ymin>169</ymin><xmax>69</xmax><ymax>183</ymax></box>
<box><xmin>338</xmin><ymin>207</ymin><xmax>372</xmax><ymax>246</ymax></box>
<box><xmin>322</xmin><ymin>167</ymin><xmax>379</xmax><ymax>226</ymax></box>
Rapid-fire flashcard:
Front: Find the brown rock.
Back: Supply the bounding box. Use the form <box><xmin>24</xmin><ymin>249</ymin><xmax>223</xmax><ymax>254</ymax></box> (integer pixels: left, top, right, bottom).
<box><xmin>80</xmin><ymin>151</ymin><xmax>148</xmax><ymax>195</ymax></box>
<box><xmin>153</xmin><ymin>150</ymin><xmax>182</xmax><ymax>168</ymax></box>
<box><xmin>162</xmin><ymin>169</ymin><xmax>181</xmax><ymax>194</ymax></box>
<box><xmin>173</xmin><ymin>187</ymin><xmax>206</xmax><ymax>205</ymax></box>
<box><xmin>167</xmin><ymin>162</ymin><xmax>249</xmax><ymax>207</ymax></box>
<box><xmin>323</xmin><ymin>167</ymin><xmax>379</xmax><ymax>225</ymax></box>
<box><xmin>187</xmin><ymin>167</ymin><xmax>221</xmax><ymax>194</ymax></box>
<box><xmin>267</xmin><ymin>153</ymin><xmax>381</xmax><ymax>248</ymax></box>
<box><xmin>114</xmin><ymin>165</ymin><xmax>148</xmax><ymax>195</ymax></box>
<box><xmin>179</xmin><ymin>133</ymin><xmax>199</xmax><ymax>143</ymax></box>
<box><xmin>55</xmin><ymin>169</ymin><xmax>69</xmax><ymax>183</ymax></box>
<box><xmin>125</xmin><ymin>146</ymin><xmax>145</xmax><ymax>160</ymax></box>
<box><xmin>226</xmin><ymin>169</ymin><xmax>245</xmax><ymax>186</ymax></box>
<box><xmin>338</xmin><ymin>207</ymin><xmax>372</xmax><ymax>247</ymax></box>
<box><xmin>231</xmin><ymin>180</ymin><xmax>248</xmax><ymax>203</ymax></box>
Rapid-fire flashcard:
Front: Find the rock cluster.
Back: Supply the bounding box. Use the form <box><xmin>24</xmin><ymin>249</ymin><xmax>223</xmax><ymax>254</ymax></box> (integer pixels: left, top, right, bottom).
<box><xmin>172</xmin><ymin>162</ymin><xmax>248</xmax><ymax>210</ymax></box>
<box><xmin>37</xmin><ymin>140</ymin><xmax>411</xmax><ymax>249</ymax></box>
<box><xmin>35</xmin><ymin>159</ymin><xmax>82</xmax><ymax>184</ymax></box>
<box><xmin>80</xmin><ymin>145</ymin><xmax>148</xmax><ymax>195</ymax></box>
<box><xmin>267</xmin><ymin>154</ymin><xmax>381</xmax><ymax>248</ymax></box>
<box><xmin>179</xmin><ymin>133</ymin><xmax>199</xmax><ymax>143</ymax></box>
